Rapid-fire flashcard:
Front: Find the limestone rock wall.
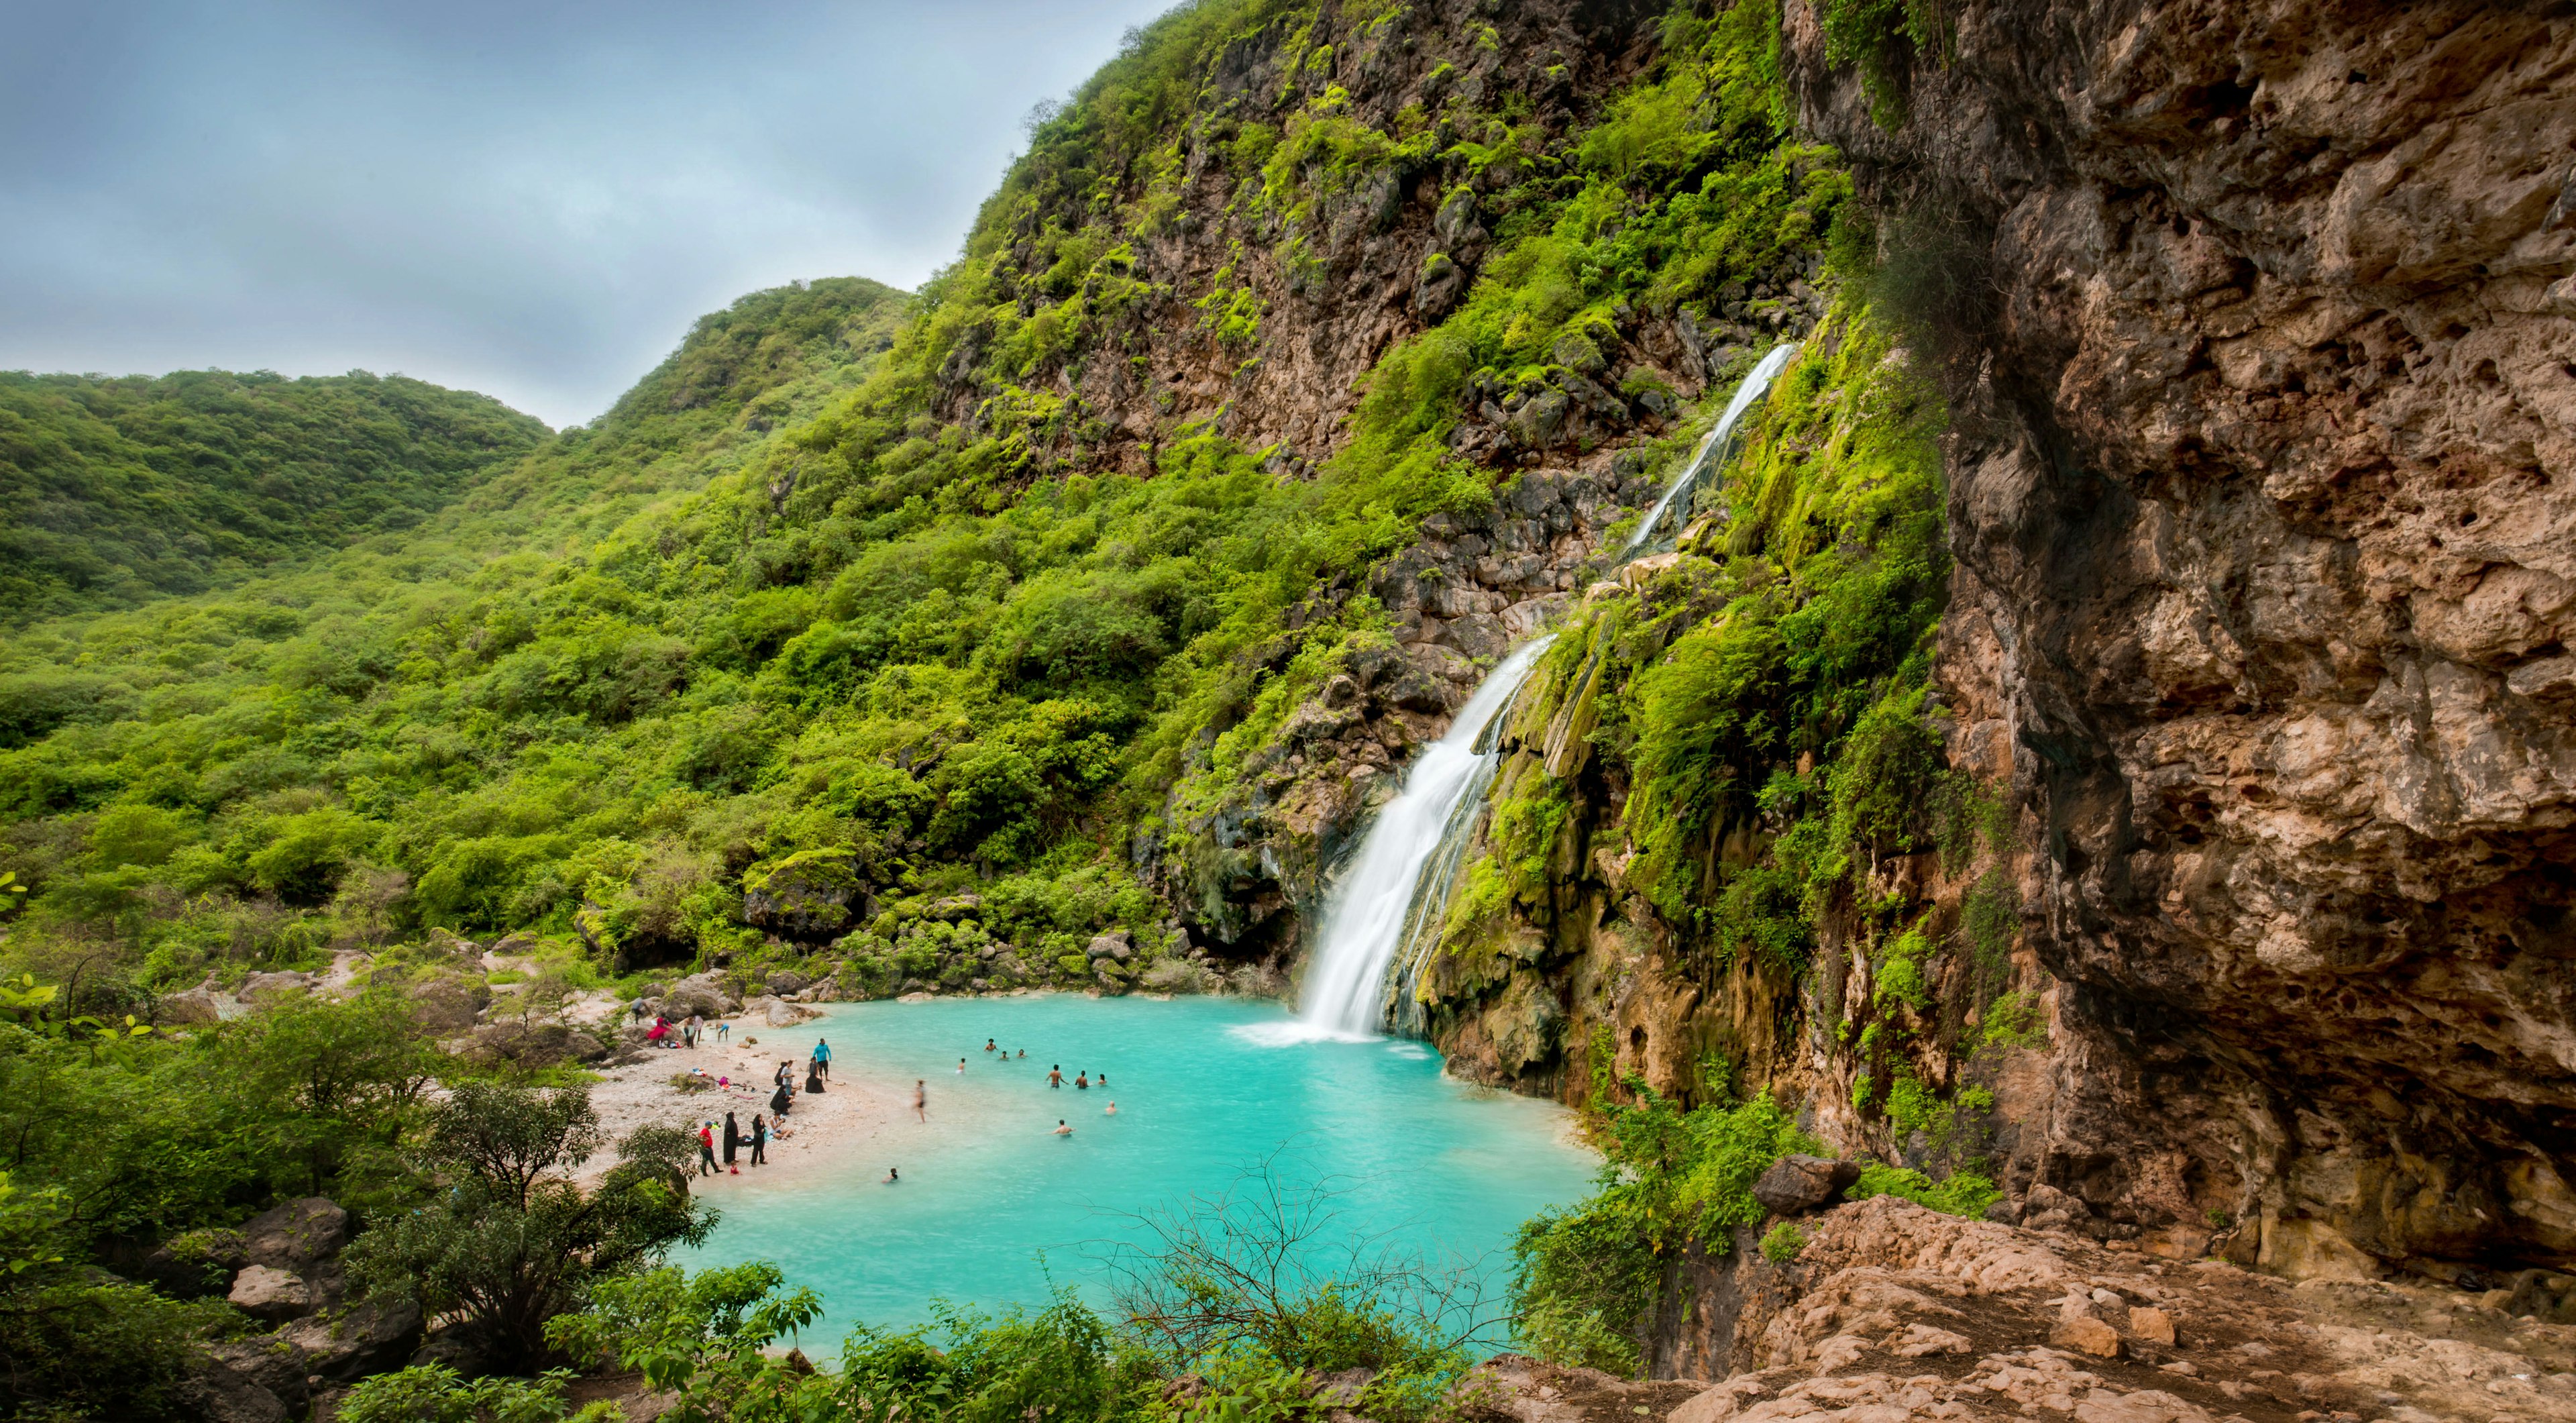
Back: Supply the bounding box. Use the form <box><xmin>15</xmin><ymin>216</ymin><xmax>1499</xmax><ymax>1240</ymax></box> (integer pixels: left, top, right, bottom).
<box><xmin>1782</xmin><ymin>0</ymin><xmax>2576</xmax><ymax>1275</ymax></box>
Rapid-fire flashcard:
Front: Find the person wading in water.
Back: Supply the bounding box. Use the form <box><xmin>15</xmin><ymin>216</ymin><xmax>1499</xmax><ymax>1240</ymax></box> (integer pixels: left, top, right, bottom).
<box><xmin>912</xmin><ymin>1079</ymin><xmax>927</xmax><ymax>1122</ymax></box>
<box><xmin>1048</xmin><ymin>1065</ymin><xmax>1063</xmax><ymax>1088</ymax></box>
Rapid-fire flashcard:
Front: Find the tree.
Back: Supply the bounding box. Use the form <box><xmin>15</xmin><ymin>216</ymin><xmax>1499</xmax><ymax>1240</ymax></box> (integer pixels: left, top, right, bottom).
<box><xmin>0</xmin><ymin>1169</ymin><xmax>231</xmax><ymax>1420</ymax></box>
<box><xmin>222</xmin><ymin>989</ymin><xmax>437</xmax><ymax>1196</ymax></box>
<box><xmin>347</xmin><ymin>1082</ymin><xmax>711</xmax><ymax>1373</ymax></box>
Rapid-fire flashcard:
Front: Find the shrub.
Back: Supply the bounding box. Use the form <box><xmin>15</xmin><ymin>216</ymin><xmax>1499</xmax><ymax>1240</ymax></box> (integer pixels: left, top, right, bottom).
<box><xmin>1758</xmin><ymin>1221</ymin><xmax>1807</xmax><ymax>1265</ymax></box>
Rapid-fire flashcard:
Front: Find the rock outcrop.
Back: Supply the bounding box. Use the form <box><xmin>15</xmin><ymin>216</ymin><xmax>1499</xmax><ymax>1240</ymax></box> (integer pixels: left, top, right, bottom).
<box><xmin>1469</xmin><ymin>1198</ymin><xmax>2576</xmax><ymax>1423</ymax></box>
<box><xmin>1778</xmin><ymin>0</ymin><xmax>2576</xmax><ymax>1276</ymax></box>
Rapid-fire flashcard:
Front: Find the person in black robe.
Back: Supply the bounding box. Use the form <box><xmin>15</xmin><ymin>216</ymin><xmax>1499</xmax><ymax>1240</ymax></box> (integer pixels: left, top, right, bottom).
<box><xmin>771</xmin><ymin>1081</ymin><xmax>792</xmax><ymax>1116</ymax></box>
<box><xmin>749</xmin><ymin>1114</ymin><xmax>768</xmax><ymax>1165</ymax></box>
<box><xmin>804</xmin><ymin>1056</ymin><xmax>824</xmax><ymax>1093</ymax></box>
<box><xmin>722</xmin><ymin>1112</ymin><xmax>741</xmax><ymax>1166</ymax></box>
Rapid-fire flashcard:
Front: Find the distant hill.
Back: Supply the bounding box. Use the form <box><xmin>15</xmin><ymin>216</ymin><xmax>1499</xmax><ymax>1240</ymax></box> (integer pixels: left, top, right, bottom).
<box><xmin>0</xmin><ymin>368</ymin><xmax>548</xmax><ymax>622</ymax></box>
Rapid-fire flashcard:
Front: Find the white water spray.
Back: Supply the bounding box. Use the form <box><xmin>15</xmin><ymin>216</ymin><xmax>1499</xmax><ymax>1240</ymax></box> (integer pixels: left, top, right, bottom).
<box><xmin>1620</xmin><ymin>341</ymin><xmax>1802</xmax><ymax>556</ymax></box>
<box><xmin>1251</xmin><ymin>638</ymin><xmax>1554</xmax><ymax>1043</ymax></box>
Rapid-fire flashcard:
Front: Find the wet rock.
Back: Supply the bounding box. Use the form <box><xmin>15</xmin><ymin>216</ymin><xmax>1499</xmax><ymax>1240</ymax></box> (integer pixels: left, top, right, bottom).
<box><xmin>1751</xmin><ymin>1155</ymin><xmax>1865</xmax><ymax>1215</ymax></box>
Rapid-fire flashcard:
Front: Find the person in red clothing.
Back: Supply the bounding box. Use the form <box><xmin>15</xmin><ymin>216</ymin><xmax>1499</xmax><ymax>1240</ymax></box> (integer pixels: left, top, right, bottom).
<box><xmin>696</xmin><ymin>1121</ymin><xmax>717</xmax><ymax>1176</ymax></box>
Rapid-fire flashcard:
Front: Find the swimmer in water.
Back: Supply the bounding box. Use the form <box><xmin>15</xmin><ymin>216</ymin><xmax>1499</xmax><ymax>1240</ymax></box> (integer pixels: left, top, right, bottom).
<box><xmin>1048</xmin><ymin>1065</ymin><xmax>1063</xmax><ymax>1088</ymax></box>
<box><xmin>1097</xmin><ymin>1072</ymin><xmax>1108</xmax><ymax>1088</ymax></box>
<box><xmin>957</xmin><ymin>1057</ymin><xmax>966</xmax><ymax>1073</ymax></box>
<box><xmin>1017</xmin><ymin>1049</ymin><xmax>1026</xmax><ymax>1059</ymax></box>
<box><xmin>883</xmin><ymin>1167</ymin><xmax>900</xmax><ymax>1183</ymax></box>
<box><xmin>1052</xmin><ymin>1120</ymin><xmax>1073</xmax><ymax>1136</ymax></box>
<box><xmin>984</xmin><ymin>1039</ymin><xmax>996</xmax><ymax>1052</ymax></box>
<box><xmin>1106</xmin><ymin>1100</ymin><xmax>1117</xmax><ymax>1115</ymax></box>
<box><xmin>1075</xmin><ymin>1071</ymin><xmax>1089</xmax><ymax>1090</ymax></box>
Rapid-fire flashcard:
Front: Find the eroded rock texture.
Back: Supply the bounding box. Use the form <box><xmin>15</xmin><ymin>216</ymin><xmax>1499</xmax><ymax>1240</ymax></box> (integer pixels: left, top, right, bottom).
<box><xmin>1784</xmin><ymin>0</ymin><xmax>2576</xmax><ymax>1273</ymax></box>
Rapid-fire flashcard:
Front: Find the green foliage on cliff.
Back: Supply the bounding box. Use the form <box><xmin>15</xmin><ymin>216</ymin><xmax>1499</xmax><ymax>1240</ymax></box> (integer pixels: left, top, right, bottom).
<box><xmin>1513</xmin><ymin>1079</ymin><xmax>1818</xmax><ymax>1374</ymax></box>
<box><xmin>0</xmin><ymin>369</ymin><xmax>547</xmax><ymax>624</ymax></box>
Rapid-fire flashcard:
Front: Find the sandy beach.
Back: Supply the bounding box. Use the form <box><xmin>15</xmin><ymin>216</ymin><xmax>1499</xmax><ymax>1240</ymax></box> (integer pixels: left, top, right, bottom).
<box><xmin>583</xmin><ymin>1014</ymin><xmax>902</xmax><ymax>1190</ymax></box>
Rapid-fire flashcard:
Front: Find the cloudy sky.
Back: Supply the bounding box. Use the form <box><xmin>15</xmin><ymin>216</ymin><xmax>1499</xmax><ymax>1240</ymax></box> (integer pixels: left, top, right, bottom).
<box><xmin>0</xmin><ymin>0</ymin><xmax>1176</xmax><ymax>427</ymax></box>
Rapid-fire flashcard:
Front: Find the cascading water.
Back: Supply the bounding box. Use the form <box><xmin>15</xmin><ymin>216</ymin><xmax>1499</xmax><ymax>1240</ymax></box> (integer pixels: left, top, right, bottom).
<box><xmin>1260</xmin><ymin>637</ymin><xmax>1554</xmax><ymax>1042</ymax></box>
<box><xmin>1619</xmin><ymin>340</ymin><xmax>1801</xmax><ymax>557</ymax></box>
<box><xmin>1244</xmin><ymin>348</ymin><xmax>1796</xmax><ymax>1048</ymax></box>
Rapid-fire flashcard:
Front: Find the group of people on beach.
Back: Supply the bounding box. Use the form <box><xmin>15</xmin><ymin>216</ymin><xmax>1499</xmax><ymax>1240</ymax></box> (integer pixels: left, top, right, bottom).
<box><xmin>676</xmin><ymin>1014</ymin><xmax>1130</xmax><ymax>1183</ymax></box>
<box><xmin>690</xmin><ymin>1036</ymin><xmax>833</xmax><ymax>1177</ymax></box>
<box><xmin>642</xmin><ymin>1008</ymin><xmax>732</xmax><ymax>1050</ymax></box>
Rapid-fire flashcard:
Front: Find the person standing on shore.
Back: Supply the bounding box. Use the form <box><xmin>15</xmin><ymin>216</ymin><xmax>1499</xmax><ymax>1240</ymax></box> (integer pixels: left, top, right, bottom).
<box><xmin>749</xmin><ymin>1114</ymin><xmax>768</xmax><ymax>1165</ymax></box>
<box><xmin>722</xmin><ymin>1112</ymin><xmax>741</xmax><ymax>1166</ymax></box>
<box><xmin>696</xmin><ymin>1122</ymin><xmax>717</xmax><ymax>1176</ymax></box>
<box><xmin>813</xmin><ymin>1039</ymin><xmax>831</xmax><ymax>1080</ymax></box>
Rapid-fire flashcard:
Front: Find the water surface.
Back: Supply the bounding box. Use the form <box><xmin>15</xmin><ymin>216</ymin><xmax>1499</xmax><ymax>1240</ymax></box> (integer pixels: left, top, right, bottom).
<box><xmin>680</xmin><ymin>994</ymin><xmax>1594</xmax><ymax>1347</ymax></box>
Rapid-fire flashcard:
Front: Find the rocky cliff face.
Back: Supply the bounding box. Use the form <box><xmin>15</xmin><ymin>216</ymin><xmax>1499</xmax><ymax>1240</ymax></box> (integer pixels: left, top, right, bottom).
<box><xmin>1779</xmin><ymin>0</ymin><xmax>2576</xmax><ymax>1278</ymax></box>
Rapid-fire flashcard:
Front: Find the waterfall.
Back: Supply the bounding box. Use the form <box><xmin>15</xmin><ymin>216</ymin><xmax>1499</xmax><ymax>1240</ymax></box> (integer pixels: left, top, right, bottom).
<box><xmin>1256</xmin><ymin>637</ymin><xmax>1554</xmax><ymax>1043</ymax></box>
<box><xmin>1619</xmin><ymin>340</ymin><xmax>1802</xmax><ymax>557</ymax></box>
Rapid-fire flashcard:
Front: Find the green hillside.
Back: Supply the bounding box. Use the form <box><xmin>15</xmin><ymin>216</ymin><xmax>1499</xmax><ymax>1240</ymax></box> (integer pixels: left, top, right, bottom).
<box><xmin>0</xmin><ymin>368</ymin><xmax>547</xmax><ymax>622</ymax></box>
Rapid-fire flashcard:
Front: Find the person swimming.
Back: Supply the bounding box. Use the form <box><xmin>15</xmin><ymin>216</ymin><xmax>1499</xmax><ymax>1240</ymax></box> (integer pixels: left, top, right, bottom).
<box><xmin>1017</xmin><ymin>1049</ymin><xmax>1026</xmax><ymax>1059</ymax></box>
<box><xmin>1074</xmin><ymin>1071</ymin><xmax>1089</xmax><ymax>1090</ymax></box>
<box><xmin>883</xmin><ymin>1167</ymin><xmax>899</xmax><ymax>1183</ymax></box>
<box><xmin>1052</xmin><ymin>1120</ymin><xmax>1073</xmax><ymax>1135</ymax></box>
<box><xmin>984</xmin><ymin>1039</ymin><xmax>996</xmax><ymax>1053</ymax></box>
<box><xmin>957</xmin><ymin>1057</ymin><xmax>966</xmax><ymax>1073</ymax></box>
<box><xmin>1105</xmin><ymin>1100</ymin><xmax>1117</xmax><ymax>1115</ymax></box>
<box><xmin>1096</xmin><ymin>1071</ymin><xmax>1108</xmax><ymax>1088</ymax></box>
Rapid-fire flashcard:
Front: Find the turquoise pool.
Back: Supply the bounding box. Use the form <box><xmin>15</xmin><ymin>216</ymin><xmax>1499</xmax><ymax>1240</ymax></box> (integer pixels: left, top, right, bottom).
<box><xmin>677</xmin><ymin>994</ymin><xmax>1595</xmax><ymax>1349</ymax></box>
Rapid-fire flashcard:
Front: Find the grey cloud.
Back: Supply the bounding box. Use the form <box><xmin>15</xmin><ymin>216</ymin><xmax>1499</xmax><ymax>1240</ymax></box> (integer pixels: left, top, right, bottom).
<box><xmin>0</xmin><ymin>0</ymin><xmax>1175</xmax><ymax>426</ymax></box>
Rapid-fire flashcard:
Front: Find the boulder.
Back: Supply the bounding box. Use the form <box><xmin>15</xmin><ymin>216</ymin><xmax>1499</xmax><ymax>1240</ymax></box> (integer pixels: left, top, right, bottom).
<box><xmin>1085</xmin><ymin>931</ymin><xmax>1134</xmax><ymax>961</ymax></box>
<box><xmin>753</xmin><ymin>996</ymin><xmax>819</xmax><ymax>1027</ymax></box>
<box><xmin>140</xmin><ymin>1227</ymin><xmax>248</xmax><ymax>1298</ymax></box>
<box><xmin>765</xmin><ymin>970</ymin><xmax>810</xmax><ymax>996</ymax></box>
<box><xmin>459</xmin><ymin>1020</ymin><xmax>581</xmax><ymax>1067</ymax></box>
<box><xmin>661</xmin><ymin>971</ymin><xmax>731</xmax><ymax>1019</ymax></box>
<box><xmin>2129</xmin><ymin>1305</ymin><xmax>2178</xmax><ymax>1345</ymax></box>
<box><xmin>742</xmin><ymin>849</ymin><xmax>871</xmax><ymax>938</ymax></box>
<box><xmin>240</xmin><ymin>1198</ymin><xmax>350</xmax><ymax>1274</ymax></box>
<box><xmin>236</xmin><ymin>971</ymin><xmax>314</xmax><ymax>1001</ymax></box>
<box><xmin>279</xmin><ymin>1297</ymin><xmax>424</xmax><ymax>1382</ymax></box>
<box><xmin>183</xmin><ymin>1353</ymin><xmax>290</xmax><ymax>1423</ymax></box>
<box><xmin>227</xmin><ymin>1265</ymin><xmax>313</xmax><ymax>1323</ymax></box>
<box><xmin>161</xmin><ymin>979</ymin><xmax>245</xmax><ymax>1025</ymax></box>
<box><xmin>2049</xmin><ymin>1313</ymin><xmax>2123</xmax><ymax>1359</ymax></box>
<box><xmin>407</xmin><ymin>973</ymin><xmax>490</xmax><ymax>1033</ymax></box>
<box><xmin>1751</xmin><ymin>1155</ymin><xmax>1864</xmax><ymax>1215</ymax></box>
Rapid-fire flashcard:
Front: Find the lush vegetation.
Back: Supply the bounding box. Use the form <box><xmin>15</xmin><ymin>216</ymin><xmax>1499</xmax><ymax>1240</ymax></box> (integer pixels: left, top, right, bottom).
<box><xmin>0</xmin><ymin>369</ymin><xmax>547</xmax><ymax>623</ymax></box>
<box><xmin>0</xmin><ymin>0</ymin><xmax>2023</xmax><ymax>1412</ymax></box>
<box><xmin>0</xmin><ymin>0</ymin><xmax>1851</xmax><ymax>1016</ymax></box>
